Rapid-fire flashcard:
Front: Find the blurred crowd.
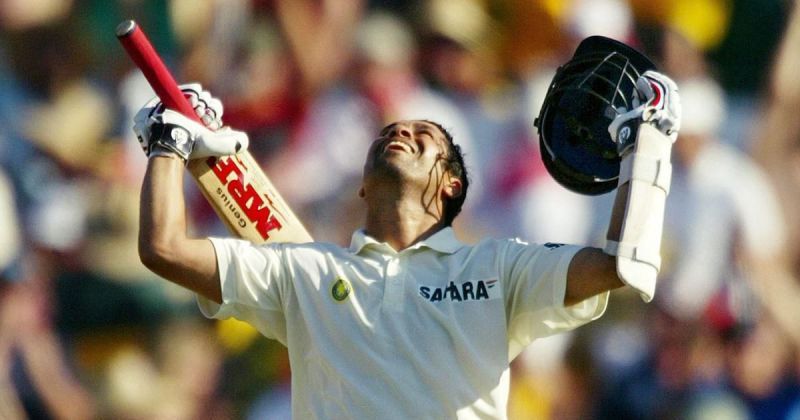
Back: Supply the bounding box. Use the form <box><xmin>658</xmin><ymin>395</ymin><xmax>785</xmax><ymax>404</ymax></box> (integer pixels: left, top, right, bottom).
<box><xmin>1</xmin><ymin>0</ymin><xmax>799</xmax><ymax>418</ymax></box>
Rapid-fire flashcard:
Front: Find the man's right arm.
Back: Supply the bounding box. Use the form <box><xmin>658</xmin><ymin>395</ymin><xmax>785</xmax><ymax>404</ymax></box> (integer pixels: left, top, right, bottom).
<box><xmin>135</xmin><ymin>84</ymin><xmax>248</xmax><ymax>304</ymax></box>
<box><xmin>139</xmin><ymin>155</ymin><xmax>221</xmax><ymax>303</ymax></box>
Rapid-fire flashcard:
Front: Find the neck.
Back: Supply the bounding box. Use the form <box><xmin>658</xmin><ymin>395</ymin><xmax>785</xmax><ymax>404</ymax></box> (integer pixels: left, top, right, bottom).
<box><xmin>363</xmin><ymin>184</ymin><xmax>446</xmax><ymax>251</ymax></box>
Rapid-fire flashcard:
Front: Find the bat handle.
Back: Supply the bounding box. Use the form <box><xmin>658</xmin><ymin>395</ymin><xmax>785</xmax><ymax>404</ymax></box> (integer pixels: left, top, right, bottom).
<box><xmin>116</xmin><ymin>20</ymin><xmax>203</xmax><ymax>124</ymax></box>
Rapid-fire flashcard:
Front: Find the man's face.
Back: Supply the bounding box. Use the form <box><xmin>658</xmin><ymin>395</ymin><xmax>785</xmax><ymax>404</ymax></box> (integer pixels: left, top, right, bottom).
<box><xmin>361</xmin><ymin>120</ymin><xmax>463</xmax><ymax>222</ymax></box>
<box><xmin>363</xmin><ymin>120</ymin><xmax>450</xmax><ymax>181</ymax></box>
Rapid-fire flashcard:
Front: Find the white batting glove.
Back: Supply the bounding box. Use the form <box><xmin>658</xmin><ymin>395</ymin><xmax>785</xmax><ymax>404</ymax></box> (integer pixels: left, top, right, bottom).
<box><xmin>608</xmin><ymin>70</ymin><xmax>681</xmax><ymax>156</ymax></box>
<box><xmin>132</xmin><ymin>83</ymin><xmax>248</xmax><ymax>161</ymax></box>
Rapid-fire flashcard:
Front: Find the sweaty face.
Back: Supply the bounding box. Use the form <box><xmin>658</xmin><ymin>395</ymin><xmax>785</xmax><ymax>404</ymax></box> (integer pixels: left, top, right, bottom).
<box><xmin>362</xmin><ymin>120</ymin><xmax>462</xmax><ymax>221</ymax></box>
<box><xmin>364</xmin><ymin>120</ymin><xmax>450</xmax><ymax>179</ymax></box>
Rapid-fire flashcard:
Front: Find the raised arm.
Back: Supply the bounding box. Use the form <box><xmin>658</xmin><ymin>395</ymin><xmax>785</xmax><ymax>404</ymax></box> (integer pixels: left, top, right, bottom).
<box><xmin>139</xmin><ymin>155</ymin><xmax>221</xmax><ymax>302</ymax></box>
<box><xmin>564</xmin><ymin>183</ymin><xmax>629</xmax><ymax>306</ymax></box>
<box><xmin>275</xmin><ymin>0</ymin><xmax>365</xmax><ymax>95</ymax></box>
<box><xmin>135</xmin><ymin>85</ymin><xmax>249</xmax><ymax>304</ymax></box>
<box><xmin>565</xmin><ymin>71</ymin><xmax>681</xmax><ymax>305</ymax></box>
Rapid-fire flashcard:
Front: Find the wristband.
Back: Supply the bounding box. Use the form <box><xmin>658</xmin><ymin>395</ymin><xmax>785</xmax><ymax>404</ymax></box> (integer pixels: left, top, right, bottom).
<box><xmin>149</xmin><ymin>122</ymin><xmax>194</xmax><ymax>161</ymax></box>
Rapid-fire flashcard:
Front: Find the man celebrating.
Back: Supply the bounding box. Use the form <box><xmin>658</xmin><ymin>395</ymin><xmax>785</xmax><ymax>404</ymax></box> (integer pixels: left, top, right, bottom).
<box><xmin>135</xmin><ymin>69</ymin><xmax>679</xmax><ymax>418</ymax></box>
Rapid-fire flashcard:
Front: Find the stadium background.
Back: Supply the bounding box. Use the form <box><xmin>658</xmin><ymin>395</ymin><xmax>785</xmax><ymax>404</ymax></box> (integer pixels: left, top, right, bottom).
<box><xmin>1</xmin><ymin>0</ymin><xmax>799</xmax><ymax>418</ymax></box>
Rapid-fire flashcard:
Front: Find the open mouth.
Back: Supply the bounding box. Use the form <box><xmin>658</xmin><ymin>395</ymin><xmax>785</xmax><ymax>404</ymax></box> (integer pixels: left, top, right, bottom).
<box><xmin>384</xmin><ymin>140</ymin><xmax>414</xmax><ymax>154</ymax></box>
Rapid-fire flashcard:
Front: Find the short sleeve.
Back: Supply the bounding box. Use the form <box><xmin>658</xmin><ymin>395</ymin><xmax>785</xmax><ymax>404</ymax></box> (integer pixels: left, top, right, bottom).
<box><xmin>196</xmin><ymin>237</ymin><xmax>289</xmax><ymax>344</ymax></box>
<box><xmin>501</xmin><ymin>241</ymin><xmax>608</xmax><ymax>359</ymax></box>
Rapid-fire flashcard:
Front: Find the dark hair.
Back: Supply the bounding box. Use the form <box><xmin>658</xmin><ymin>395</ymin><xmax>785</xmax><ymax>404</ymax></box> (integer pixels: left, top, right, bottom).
<box><xmin>426</xmin><ymin>120</ymin><xmax>469</xmax><ymax>226</ymax></box>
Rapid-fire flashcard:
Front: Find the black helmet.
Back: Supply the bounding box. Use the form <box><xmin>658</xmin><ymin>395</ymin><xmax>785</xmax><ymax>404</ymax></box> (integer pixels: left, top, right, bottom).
<box><xmin>534</xmin><ymin>36</ymin><xmax>656</xmax><ymax>195</ymax></box>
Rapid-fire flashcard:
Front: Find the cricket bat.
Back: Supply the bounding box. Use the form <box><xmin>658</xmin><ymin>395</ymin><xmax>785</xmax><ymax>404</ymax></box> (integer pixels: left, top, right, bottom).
<box><xmin>116</xmin><ymin>20</ymin><xmax>312</xmax><ymax>244</ymax></box>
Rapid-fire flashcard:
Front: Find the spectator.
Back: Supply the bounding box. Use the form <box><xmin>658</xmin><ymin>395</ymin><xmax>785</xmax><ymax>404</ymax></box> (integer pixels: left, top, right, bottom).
<box><xmin>659</xmin><ymin>75</ymin><xmax>800</xmax><ymax>346</ymax></box>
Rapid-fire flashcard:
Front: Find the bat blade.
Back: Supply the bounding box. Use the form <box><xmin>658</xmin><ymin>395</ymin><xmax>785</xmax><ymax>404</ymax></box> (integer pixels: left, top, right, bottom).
<box><xmin>116</xmin><ymin>20</ymin><xmax>312</xmax><ymax>244</ymax></box>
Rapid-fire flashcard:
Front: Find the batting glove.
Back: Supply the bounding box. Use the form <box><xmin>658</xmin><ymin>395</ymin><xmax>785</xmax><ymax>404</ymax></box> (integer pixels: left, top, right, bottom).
<box><xmin>133</xmin><ymin>83</ymin><xmax>248</xmax><ymax>161</ymax></box>
<box><xmin>608</xmin><ymin>70</ymin><xmax>681</xmax><ymax>156</ymax></box>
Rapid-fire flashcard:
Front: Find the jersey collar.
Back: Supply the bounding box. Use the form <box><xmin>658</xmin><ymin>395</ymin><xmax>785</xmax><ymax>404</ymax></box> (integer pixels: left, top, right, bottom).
<box><xmin>349</xmin><ymin>227</ymin><xmax>464</xmax><ymax>255</ymax></box>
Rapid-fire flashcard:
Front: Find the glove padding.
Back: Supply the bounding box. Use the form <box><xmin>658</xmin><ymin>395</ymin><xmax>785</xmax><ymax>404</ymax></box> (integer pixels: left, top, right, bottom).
<box><xmin>608</xmin><ymin>71</ymin><xmax>681</xmax><ymax>155</ymax></box>
<box><xmin>133</xmin><ymin>83</ymin><xmax>248</xmax><ymax>161</ymax></box>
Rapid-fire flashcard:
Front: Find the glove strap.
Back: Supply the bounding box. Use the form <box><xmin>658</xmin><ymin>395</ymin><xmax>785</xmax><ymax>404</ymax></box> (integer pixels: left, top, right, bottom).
<box><xmin>149</xmin><ymin>145</ymin><xmax>182</xmax><ymax>160</ymax></box>
<box><xmin>149</xmin><ymin>122</ymin><xmax>194</xmax><ymax>161</ymax></box>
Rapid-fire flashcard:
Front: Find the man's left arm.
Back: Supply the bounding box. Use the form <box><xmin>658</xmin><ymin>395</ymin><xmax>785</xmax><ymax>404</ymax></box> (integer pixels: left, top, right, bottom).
<box><xmin>565</xmin><ymin>71</ymin><xmax>681</xmax><ymax>306</ymax></box>
<box><xmin>564</xmin><ymin>184</ymin><xmax>629</xmax><ymax>306</ymax></box>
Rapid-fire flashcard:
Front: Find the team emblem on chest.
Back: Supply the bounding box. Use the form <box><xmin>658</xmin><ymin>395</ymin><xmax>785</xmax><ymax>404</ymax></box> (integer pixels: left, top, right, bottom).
<box><xmin>331</xmin><ymin>277</ymin><xmax>352</xmax><ymax>302</ymax></box>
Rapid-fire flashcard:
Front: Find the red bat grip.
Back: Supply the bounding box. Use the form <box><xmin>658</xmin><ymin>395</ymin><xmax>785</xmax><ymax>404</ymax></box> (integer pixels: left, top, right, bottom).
<box><xmin>115</xmin><ymin>20</ymin><xmax>202</xmax><ymax>124</ymax></box>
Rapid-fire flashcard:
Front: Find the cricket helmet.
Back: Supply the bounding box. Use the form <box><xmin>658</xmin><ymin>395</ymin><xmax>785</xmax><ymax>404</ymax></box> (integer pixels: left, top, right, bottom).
<box><xmin>534</xmin><ymin>36</ymin><xmax>656</xmax><ymax>195</ymax></box>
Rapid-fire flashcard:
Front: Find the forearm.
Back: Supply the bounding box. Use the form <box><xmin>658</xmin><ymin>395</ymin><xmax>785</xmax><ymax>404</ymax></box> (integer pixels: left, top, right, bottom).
<box><xmin>563</xmin><ymin>183</ymin><xmax>630</xmax><ymax>306</ymax></box>
<box><xmin>745</xmin><ymin>254</ymin><xmax>800</xmax><ymax>347</ymax></box>
<box><xmin>606</xmin><ymin>183</ymin><xmax>629</xmax><ymax>243</ymax></box>
<box><xmin>275</xmin><ymin>0</ymin><xmax>363</xmax><ymax>93</ymax></box>
<box><xmin>139</xmin><ymin>155</ymin><xmax>188</xmax><ymax>264</ymax></box>
<box><xmin>139</xmin><ymin>156</ymin><xmax>221</xmax><ymax>302</ymax></box>
<box><xmin>0</xmin><ymin>379</ymin><xmax>25</xmax><ymax>420</ymax></box>
<box><xmin>0</xmin><ymin>313</ymin><xmax>25</xmax><ymax>420</ymax></box>
<box><xmin>19</xmin><ymin>331</ymin><xmax>96</xmax><ymax>420</ymax></box>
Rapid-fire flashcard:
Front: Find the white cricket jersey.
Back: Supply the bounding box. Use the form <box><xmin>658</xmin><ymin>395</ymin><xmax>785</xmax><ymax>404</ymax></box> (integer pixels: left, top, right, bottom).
<box><xmin>198</xmin><ymin>228</ymin><xmax>608</xmax><ymax>419</ymax></box>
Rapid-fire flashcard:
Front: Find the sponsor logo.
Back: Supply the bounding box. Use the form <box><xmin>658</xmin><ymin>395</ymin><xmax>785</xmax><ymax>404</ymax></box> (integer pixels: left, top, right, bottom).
<box><xmin>207</xmin><ymin>156</ymin><xmax>283</xmax><ymax>240</ymax></box>
<box><xmin>619</xmin><ymin>125</ymin><xmax>631</xmax><ymax>143</ymax></box>
<box><xmin>331</xmin><ymin>277</ymin><xmax>352</xmax><ymax>302</ymax></box>
<box><xmin>419</xmin><ymin>280</ymin><xmax>498</xmax><ymax>303</ymax></box>
<box><xmin>543</xmin><ymin>242</ymin><xmax>565</xmax><ymax>249</ymax></box>
<box><xmin>171</xmin><ymin>127</ymin><xmax>189</xmax><ymax>146</ymax></box>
